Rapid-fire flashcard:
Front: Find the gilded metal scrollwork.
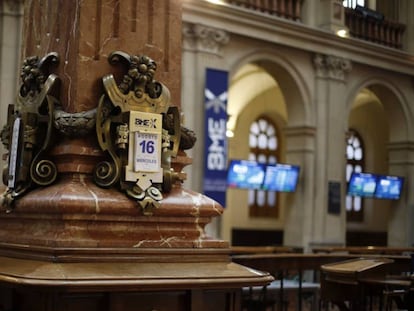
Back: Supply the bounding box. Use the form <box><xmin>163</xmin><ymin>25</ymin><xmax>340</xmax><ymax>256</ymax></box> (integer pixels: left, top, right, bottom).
<box><xmin>1</xmin><ymin>52</ymin><xmax>60</xmax><ymax>209</ymax></box>
<box><xmin>94</xmin><ymin>51</ymin><xmax>188</xmax><ymax>215</ymax></box>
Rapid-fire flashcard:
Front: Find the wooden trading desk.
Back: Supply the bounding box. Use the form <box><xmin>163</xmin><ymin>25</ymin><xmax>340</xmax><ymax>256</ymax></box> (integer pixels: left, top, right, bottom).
<box><xmin>313</xmin><ymin>246</ymin><xmax>414</xmax><ymax>255</ymax></box>
<box><xmin>320</xmin><ymin>258</ymin><xmax>405</xmax><ymax>311</ymax></box>
<box><xmin>230</xmin><ymin>245</ymin><xmax>295</xmax><ymax>255</ymax></box>
<box><xmin>233</xmin><ymin>254</ymin><xmax>413</xmax><ymax>311</ymax></box>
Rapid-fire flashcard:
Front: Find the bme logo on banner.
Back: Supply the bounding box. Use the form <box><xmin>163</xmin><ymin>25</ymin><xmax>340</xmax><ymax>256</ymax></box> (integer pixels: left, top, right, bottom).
<box><xmin>203</xmin><ymin>68</ymin><xmax>228</xmax><ymax>206</ymax></box>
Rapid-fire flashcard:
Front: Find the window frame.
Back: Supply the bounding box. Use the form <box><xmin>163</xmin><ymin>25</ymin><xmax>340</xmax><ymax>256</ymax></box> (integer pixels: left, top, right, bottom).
<box><xmin>345</xmin><ymin>129</ymin><xmax>365</xmax><ymax>222</ymax></box>
<box><xmin>342</xmin><ymin>0</ymin><xmax>365</xmax><ymax>9</ymax></box>
<box><xmin>248</xmin><ymin>116</ymin><xmax>280</xmax><ymax>218</ymax></box>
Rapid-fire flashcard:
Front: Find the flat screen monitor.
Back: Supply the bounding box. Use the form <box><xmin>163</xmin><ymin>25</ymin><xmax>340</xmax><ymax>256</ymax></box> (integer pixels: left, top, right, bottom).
<box><xmin>374</xmin><ymin>175</ymin><xmax>404</xmax><ymax>200</ymax></box>
<box><xmin>347</xmin><ymin>172</ymin><xmax>377</xmax><ymax>198</ymax></box>
<box><xmin>262</xmin><ymin>164</ymin><xmax>300</xmax><ymax>192</ymax></box>
<box><xmin>227</xmin><ymin>160</ymin><xmax>265</xmax><ymax>190</ymax></box>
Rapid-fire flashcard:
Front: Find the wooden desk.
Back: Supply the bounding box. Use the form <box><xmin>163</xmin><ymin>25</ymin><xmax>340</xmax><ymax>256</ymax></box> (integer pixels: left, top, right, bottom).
<box><xmin>230</xmin><ymin>245</ymin><xmax>295</xmax><ymax>255</ymax></box>
<box><xmin>243</xmin><ymin>279</ymin><xmax>320</xmax><ymax>311</ymax></box>
<box><xmin>233</xmin><ymin>254</ymin><xmax>357</xmax><ymax>311</ymax></box>
<box><xmin>0</xmin><ymin>255</ymin><xmax>273</xmax><ymax>311</ymax></box>
<box><xmin>360</xmin><ymin>277</ymin><xmax>413</xmax><ymax>310</ymax></box>
<box><xmin>313</xmin><ymin>246</ymin><xmax>414</xmax><ymax>255</ymax></box>
<box><xmin>233</xmin><ymin>253</ymin><xmax>413</xmax><ymax>311</ymax></box>
<box><xmin>320</xmin><ymin>258</ymin><xmax>394</xmax><ymax>311</ymax></box>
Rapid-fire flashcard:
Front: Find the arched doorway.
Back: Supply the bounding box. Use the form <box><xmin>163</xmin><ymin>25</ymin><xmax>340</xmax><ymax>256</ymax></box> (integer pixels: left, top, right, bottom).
<box><xmin>346</xmin><ymin>82</ymin><xmax>413</xmax><ymax>246</ymax></box>
<box><xmin>223</xmin><ymin>57</ymin><xmax>311</xmax><ymax>247</ymax></box>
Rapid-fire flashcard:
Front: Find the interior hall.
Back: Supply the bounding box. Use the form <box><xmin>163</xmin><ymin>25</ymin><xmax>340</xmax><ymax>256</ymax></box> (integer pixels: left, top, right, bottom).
<box><xmin>0</xmin><ymin>1</ymin><xmax>414</xmax><ymax>311</ymax></box>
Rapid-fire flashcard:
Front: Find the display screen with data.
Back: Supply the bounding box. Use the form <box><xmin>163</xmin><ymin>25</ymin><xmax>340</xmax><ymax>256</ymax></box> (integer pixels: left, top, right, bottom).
<box><xmin>261</xmin><ymin>164</ymin><xmax>300</xmax><ymax>192</ymax></box>
<box><xmin>347</xmin><ymin>172</ymin><xmax>404</xmax><ymax>200</ymax></box>
<box><xmin>374</xmin><ymin>175</ymin><xmax>404</xmax><ymax>200</ymax></box>
<box><xmin>227</xmin><ymin>160</ymin><xmax>266</xmax><ymax>190</ymax></box>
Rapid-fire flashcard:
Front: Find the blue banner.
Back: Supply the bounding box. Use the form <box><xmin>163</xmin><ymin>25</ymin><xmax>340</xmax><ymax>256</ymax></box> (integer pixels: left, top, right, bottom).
<box><xmin>203</xmin><ymin>68</ymin><xmax>228</xmax><ymax>206</ymax></box>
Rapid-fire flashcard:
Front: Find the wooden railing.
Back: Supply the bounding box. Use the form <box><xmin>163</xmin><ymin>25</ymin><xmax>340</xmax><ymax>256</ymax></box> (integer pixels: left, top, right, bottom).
<box><xmin>345</xmin><ymin>7</ymin><xmax>406</xmax><ymax>49</ymax></box>
<box><xmin>227</xmin><ymin>0</ymin><xmax>302</xmax><ymax>21</ymax></box>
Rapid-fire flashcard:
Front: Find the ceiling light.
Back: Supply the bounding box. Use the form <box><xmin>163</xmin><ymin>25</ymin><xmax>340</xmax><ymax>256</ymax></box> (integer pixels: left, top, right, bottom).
<box><xmin>336</xmin><ymin>29</ymin><xmax>348</xmax><ymax>38</ymax></box>
<box><xmin>206</xmin><ymin>0</ymin><xmax>225</xmax><ymax>4</ymax></box>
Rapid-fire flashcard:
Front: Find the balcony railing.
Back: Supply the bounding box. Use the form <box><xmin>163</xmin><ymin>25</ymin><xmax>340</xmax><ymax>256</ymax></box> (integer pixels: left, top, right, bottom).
<box><xmin>224</xmin><ymin>1</ymin><xmax>406</xmax><ymax>50</ymax></box>
<box><xmin>345</xmin><ymin>7</ymin><xmax>406</xmax><ymax>50</ymax></box>
<box><xmin>227</xmin><ymin>0</ymin><xmax>302</xmax><ymax>21</ymax></box>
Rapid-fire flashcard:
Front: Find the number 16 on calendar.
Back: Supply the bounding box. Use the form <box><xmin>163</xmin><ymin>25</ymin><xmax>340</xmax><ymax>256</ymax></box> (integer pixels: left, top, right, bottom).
<box><xmin>134</xmin><ymin>132</ymin><xmax>161</xmax><ymax>172</ymax></box>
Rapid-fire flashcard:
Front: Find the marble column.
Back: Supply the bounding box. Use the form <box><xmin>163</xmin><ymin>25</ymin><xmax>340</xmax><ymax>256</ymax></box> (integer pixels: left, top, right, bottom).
<box><xmin>0</xmin><ymin>3</ymin><xmax>272</xmax><ymax>310</ymax></box>
<box><xmin>0</xmin><ymin>0</ymin><xmax>227</xmax><ymax>260</ymax></box>
<box><xmin>22</xmin><ymin>0</ymin><xmax>182</xmax><ymax>111</ymax></box>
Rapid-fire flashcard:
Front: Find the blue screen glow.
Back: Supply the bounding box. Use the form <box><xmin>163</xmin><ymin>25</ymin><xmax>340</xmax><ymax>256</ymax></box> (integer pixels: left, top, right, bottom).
<box><xmin>347</xmin><ymin>172</ymin><xmax>377</xmax><ymax>198</ymax></box>
<box><xmin>227</xmin><ymin>160</ymin><xmax>266</xmax><ymax>190</ymax></box>
<box><xmin>348</xmin><ymin>172</ymin><xmax>404</xmax><ymax>200</ymax></box>
<box><xmin>262</xmin><ymin>164</ymin><xmax>300</xmax><ymax>192</ymax></box>
<box><xmin>374</xmin><ymin>175</ymin><xmax>404</xmax><ymax>200</ymax></box>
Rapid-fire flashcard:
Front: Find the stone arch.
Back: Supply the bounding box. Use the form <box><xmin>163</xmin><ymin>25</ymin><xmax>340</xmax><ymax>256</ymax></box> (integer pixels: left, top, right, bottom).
<box><xmin>344</xmin><ymin>75</ymin><xmax>414</xmax><ymax>246</ymax></box>
<box><xmin>346</xmin><ymin>77</ymin><xmax>412</xmax><ymax>143</ymax></box>
<box><xmin>228</xmin><ymin>49</ymin><xmax>313</xmax><ymax>129</ymax></box>
<box><xmin>222</xmin><ymin>49</ymin><xmax>313</xmax><ymax>243</ymax></box>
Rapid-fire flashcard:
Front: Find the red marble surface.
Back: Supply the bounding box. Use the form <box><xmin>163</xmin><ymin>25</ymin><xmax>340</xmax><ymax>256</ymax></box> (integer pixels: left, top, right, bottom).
<box><xmin>22</xmin><ymin>0</ymin><xmax>182</xmax><ymax>112</ymax></box>
<box><xmin>0</xmin><ymin>1</ymin><xmax>227</xmax><ymax>260</ymax></box>
<box><xmin>0</xmin><ymin>173</ymin><xmax>226</xmax><ymax>250</ymax></box>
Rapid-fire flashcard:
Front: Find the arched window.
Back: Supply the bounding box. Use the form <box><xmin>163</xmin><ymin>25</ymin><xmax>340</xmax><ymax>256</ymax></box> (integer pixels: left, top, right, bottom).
<box><xmin>345</xmin><ymin>129</ymin><xmax>364</xmax><ymax>222</ymax></box>
<box><xmin>343</xmin><ymin>0</ymin><xmax>365</xmax><ymax>8</ymax></box>
<box><xmin>248</xmin><ymin>117</ymin><xmax>280</xmax><ymax>218</ymax></box>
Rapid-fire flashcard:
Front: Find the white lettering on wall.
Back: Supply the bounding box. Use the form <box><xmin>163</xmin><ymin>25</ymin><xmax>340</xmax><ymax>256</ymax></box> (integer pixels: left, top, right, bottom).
<box><xmin>207</xmin><ymin>118</ymin><xmax>226</xmax><ymax>170</ymax></box>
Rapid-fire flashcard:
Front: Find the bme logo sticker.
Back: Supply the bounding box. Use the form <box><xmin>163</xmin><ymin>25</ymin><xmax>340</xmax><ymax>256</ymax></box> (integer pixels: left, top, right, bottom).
<box><xmin>135</xmin><ymin>118</ymin><xmax>158</xmax><ymax>128</ymax></box>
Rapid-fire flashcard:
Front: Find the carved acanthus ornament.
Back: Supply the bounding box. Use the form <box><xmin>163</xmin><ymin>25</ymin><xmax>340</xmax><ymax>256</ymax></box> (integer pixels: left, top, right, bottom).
<box><xmin>183</xmin><ymin>23</ymin><xmax>230</xmax><ymax>55</ymax></box>
<box><xmin>313</xmin><ymin>54</ymin><xmax>352</xmax><ymax>81</ymax></box>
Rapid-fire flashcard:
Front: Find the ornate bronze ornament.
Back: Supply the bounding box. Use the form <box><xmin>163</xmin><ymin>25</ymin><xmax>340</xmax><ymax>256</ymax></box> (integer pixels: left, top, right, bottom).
<box><xmin>53</xmin><ymin>107</ymin><xmax>96</xmax><ymax>137</ymax></box>
<box><xmin>1</xmin><ymin>52</ymin><xmax>60</xmax><ymax>209</ymax></box>
<box><xmin>94</xmin><ymin>51</ymin><xmax>183</xmax><ymax>215</ymax></box>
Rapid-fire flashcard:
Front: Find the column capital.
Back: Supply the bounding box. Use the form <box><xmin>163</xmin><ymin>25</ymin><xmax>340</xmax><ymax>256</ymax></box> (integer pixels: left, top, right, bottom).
<box><xmin>183</xmin><ymin>23</ymin><xmax>229</xmax><ymax>55</ymax></box>
<box><xmin>313</xmin><ymin>53</ymin><xmax>352</xmax><ymax>81</ymax></box>
<box><xmin>3</xmin><ymin>0</ymin><xmax>23</xmax><ymax>13</ymax></box>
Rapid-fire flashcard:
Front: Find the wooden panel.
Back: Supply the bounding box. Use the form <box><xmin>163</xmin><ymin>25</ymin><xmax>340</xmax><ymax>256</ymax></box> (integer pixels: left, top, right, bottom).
<box><xmin>0</xmin><ymin>287</ymin><xmax>243</xmax><ymax>311</ymax></box>
<box><xmin>110</xmin><ymin>291</ymin><xmax>188</xmax><ymax>311</ymax></box>
<box><xmin>202</xmin><ymin>290</ymin><xmax>239</xmax><ymax>311</ymax></box>
<box><xmin>59</xmin><ymin>294</ymin><xmax>108</xmax><ymax>311</ymax></box>
<box><xmin>232</xmin><ymin>228</ymin><xmax>283</xmax><ymax>246</ymax></box>
<box><xmin>346</xmin><ymin>231</ymin><xmax>387</xmax><ymax>246</ymax></box>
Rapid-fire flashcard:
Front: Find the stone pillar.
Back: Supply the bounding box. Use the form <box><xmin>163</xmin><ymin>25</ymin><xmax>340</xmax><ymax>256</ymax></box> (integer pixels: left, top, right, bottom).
<box><xmin>309</xmin><ymin>53</ymin><xmax>352</xmax><ymax>246</ymax></box>
<box><xmin>387</xmin><ymin>141</ymin><xmax>414</xmax><ymax>246</ymax></box>
<box><xmin>282</xmin><ymin>126</ymin><xmax>316</xmax><ymax>249</ymax></box>
<box><xmin>318</xmin><ymin>0</ymin><xmax>348</xmax><ymax>35</ymax></box>
<box><xmin>399</xmin><ymin>0</ymin><xmax>414</xmax><ymax>54</ymax></box>
<box><xmin>181</xmin><ymin>23</ymin><xmax>230</xmax><ymax>238</ymax></box>
<box><xmin>181</xmin><ymin>23</ymin><xmax>229</xmax><ymax>192</ymax></box>
<box><xmin>0</xmin><ymin>0</ymin><xmax>23</xmax><ymax>191</ymax></box>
